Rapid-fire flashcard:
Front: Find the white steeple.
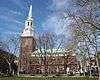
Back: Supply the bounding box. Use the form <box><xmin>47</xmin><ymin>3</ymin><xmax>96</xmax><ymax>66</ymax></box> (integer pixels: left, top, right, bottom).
<box><xmin>21</xmin><ymin>4</ymin><xmax>34</xmax><ymax>37</ymax></box>
<box><xmin>28</xmin><ymin>5</ymin><xmax>32</xmax><ymax>20</ymax></box>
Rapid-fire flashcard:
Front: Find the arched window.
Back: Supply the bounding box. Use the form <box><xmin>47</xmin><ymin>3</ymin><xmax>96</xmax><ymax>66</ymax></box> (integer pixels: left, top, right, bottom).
<box><xmin>31</xmin><ymin>22</ymin><xmax>32</xmax><ymax>26</ymax></box>
<box><xmin>28</xmin><ymin>22</ymin><xmax>29</xmax><ymax>26</ymax></box>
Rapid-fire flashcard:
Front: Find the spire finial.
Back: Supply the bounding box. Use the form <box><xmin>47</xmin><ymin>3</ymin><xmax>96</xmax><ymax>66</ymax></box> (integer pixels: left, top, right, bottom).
<box><xmin>29</xmin><ymin>0</ymin><xmax>32</xmax><ymax>5</ymax></box>
<box><xmin>31</xmin><ymin>0</ymin><xmax>32</xmax><ymax>5</ymax></box>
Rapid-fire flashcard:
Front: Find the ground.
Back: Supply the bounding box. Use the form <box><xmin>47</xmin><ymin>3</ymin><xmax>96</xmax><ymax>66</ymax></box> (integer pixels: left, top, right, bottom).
<box><xmin>0</xmin><ymin>77</ymin><xmax>98</xmax><ymax>80</ymax></box>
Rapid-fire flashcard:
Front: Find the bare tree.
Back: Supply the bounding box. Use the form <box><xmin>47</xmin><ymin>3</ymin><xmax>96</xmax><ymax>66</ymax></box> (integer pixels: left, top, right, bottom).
<box><xmin>0</xmin><ymin>36</ymin><xmax>20</xmax><ymax>76</ymax></box>
<box><xmin>36</xmin><ymin>32</ymin><xmax>67</xmax><ymax>75</ymax></box>
<box><xmin>64</xmin><ymin>0</ymin><xmax>100</xmax><ymax>78</ymax></box>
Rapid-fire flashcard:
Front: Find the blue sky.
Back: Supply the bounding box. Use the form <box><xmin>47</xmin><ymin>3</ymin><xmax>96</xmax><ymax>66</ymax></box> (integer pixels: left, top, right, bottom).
<box><xmin>0</xmin><ymin>0</ymin><xmax>73</xmax><ymax>39</ymax></box>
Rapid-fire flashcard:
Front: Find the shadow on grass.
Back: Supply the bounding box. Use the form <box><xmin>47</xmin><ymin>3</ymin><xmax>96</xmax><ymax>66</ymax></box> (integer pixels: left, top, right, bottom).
<box><xmin>0</xmin><ymin>76</ymin><xmax>98</xmax><ymax>80</ymax></box>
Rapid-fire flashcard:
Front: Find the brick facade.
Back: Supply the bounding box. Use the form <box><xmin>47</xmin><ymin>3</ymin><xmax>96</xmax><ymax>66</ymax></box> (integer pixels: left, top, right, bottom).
<box><xmin>25</xmin><ymin>54</ymin><xmax>79</xmax><ymax>74</ymax></box>
<box><xmin>19</xmin><ymin>37</ymin><xmax>36</xmax><ymax>73</ymax></box>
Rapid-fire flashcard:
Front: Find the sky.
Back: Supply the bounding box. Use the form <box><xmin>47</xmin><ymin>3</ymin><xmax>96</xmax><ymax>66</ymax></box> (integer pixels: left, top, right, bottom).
<box><xmin>0</xmin><ymin>0</ymin><xmax>74</xmax><ymax>39</ymax></box>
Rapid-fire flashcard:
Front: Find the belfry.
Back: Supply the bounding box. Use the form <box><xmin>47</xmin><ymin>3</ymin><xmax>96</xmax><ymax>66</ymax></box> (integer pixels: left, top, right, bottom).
<box><xmin>19</xmin><ymin>4</ymin><xmax>36</xmax><ymax>73</ymax></box>
<box><xmin>21</xmin><ymin>5</ymin><xmax>33</xmax><ymax>37</ymax></box>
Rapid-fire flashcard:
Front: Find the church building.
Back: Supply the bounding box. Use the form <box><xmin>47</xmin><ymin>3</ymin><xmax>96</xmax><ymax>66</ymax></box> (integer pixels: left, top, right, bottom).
<box><xmin>19</xmin><ymin>4</ymin><xmax>79</xmax><ymax>75</ymax></box>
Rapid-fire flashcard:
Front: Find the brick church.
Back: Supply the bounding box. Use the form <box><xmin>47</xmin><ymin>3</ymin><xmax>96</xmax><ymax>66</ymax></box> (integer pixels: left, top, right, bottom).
<box><xmin>19</xmin><ymin>4</ymin><xmax>80</xmax><ymax>75</ymax></box>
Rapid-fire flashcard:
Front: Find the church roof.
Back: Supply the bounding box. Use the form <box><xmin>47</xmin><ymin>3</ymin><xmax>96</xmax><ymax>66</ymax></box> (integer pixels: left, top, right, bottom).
<box><xmin>31</xmin><ymin>48</ymin><xmax>76</xmax><ymax>57</ymax></box>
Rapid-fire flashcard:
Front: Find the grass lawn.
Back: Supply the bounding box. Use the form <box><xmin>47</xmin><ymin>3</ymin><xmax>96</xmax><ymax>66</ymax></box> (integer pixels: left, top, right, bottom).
<box><xmin>0</xmin><ymin>77</ymin><xmax>98</xmax><ymax>80</ymax></box>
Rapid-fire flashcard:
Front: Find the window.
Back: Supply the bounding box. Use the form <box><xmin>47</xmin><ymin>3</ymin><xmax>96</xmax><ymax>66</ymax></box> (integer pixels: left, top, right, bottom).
<box><xmin>28</xmin><ymin>22</ymin><xmax>29</xmax><ymax>26</ymax></box>
<box><xmin>31</xmin><ymin>22</ymin><xmax>32</xmax><ymax>26</ymax></box>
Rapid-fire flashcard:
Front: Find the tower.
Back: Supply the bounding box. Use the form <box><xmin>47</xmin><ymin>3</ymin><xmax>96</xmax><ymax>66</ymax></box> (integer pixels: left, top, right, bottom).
<box><xmin>19</xmin><ymin>4</ymin><xmax>36</xmax><ymax>73</ymax></box>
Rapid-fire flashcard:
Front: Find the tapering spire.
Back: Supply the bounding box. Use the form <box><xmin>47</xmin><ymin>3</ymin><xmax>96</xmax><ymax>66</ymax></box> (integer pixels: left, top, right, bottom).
<box><xmin>21</xmin><ymin>4</ymin><xmax>34</xmax><ymax>37</ymax></box>
<box><xmin>28</xmin><ymin>5</ymin><xmax>32</xmax><ymax>20</ymax></box>
<box><xmin>28</xmin><ymin>0</ymin><xmax>32</xmax><ymax>19</ymax></box>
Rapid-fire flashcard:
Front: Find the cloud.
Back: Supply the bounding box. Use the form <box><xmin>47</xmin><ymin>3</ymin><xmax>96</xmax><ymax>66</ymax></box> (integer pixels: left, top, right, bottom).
<box><xmin>0</xmin><ymin>8</ymin><xmax>23</xmax><ymax>36</ymax></box>
<box><xmin>0</xmin><ymin>15</ymin><xmax>23</xmax><ymax>24</ymax></box>
<box><xmin>0</xmin><ymin>7</ymin><xmax>22</xmax><ymax>16</ymax></box>
<box><xmin>3</xmin><ymin>31</ymin><xmax>21</xmax><ymax>35</ymax></box>
<box><xmin>42</xmin><ymin>14</ymin><xmax>71</xmax><ymax>38</ymax></box>
<box><xmin>48</xmin><ymin>0</ymin><xmax>71</xmax><ymax>11</ymax></box>
<box><xmin>0</xmin><ymin>7</ymin><xmax>23</xmax><ymax>25</ymax></box>
<box><xmin>41</xmin><ymin>0</ymin><xmax>72</xmax><ymax>37</ymax></box>
<box><xmin>10</xmin><ymin>0</ymin><xmax>24</xmax><ymax>9</ymax></box>
<box><xmin>10</xmin><ymin>0</ymin><xmax>30</xmax><ymax>10</ymax></box>
<box><xmin>9</xmin><ymin>9</ymin><xmax>22</xmax><ymax>16</ymax></box>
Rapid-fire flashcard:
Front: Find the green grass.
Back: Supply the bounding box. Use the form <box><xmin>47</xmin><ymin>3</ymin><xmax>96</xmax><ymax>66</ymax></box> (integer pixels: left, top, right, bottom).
<box><xmin>0</xmin><ymin>77</ymin><xmax>98</xmax><ymax>80</ymax></box>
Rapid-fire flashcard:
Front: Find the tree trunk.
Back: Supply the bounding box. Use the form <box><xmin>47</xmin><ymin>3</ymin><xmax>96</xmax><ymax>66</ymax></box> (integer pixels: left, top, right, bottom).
<box><xmin>89</xmin><ymin>66</ymin><xmax>92</xmax><ymax>77</ymax></box>
<box><xmin>8</xmin><ymin>63</ymin><xmax>12</xmax><ymax>76</ymax></box>
<box><xmin>96</xmin><ymin>57</ymin><xmax>100</xmax><ymax>80</ymax></box>
<box><xmin>6</xmin><ymin>59</ymin><xmax>12</xmax><ymax>76</ymax></box>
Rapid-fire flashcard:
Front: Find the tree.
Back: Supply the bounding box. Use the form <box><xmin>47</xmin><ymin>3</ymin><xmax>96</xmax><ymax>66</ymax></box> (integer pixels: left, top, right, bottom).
<box><xmin>0</xmin><ymin>36</ymin><xmax>20</xmax><ymax>76</ymax></box>
<box><xmin>0</xmin><ymin>49</ymin><xmax>10</xmax><ymax>75</ymax></box>
<box><xmin>36</xmin><ymin>32</ymin><xmax>67</xmax><ymax>75</ymax></box>
<box><xmin>64</xmin><ymin>0</ymin><xmax>100</xmax><ymax>78</ymax></box>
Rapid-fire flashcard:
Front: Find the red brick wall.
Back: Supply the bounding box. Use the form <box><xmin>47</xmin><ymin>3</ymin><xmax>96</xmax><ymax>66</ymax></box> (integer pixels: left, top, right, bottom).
<box><xmin>19</xmin><ymin>37</ymin><xmax>36</xmax><ymax>73</ymax></box>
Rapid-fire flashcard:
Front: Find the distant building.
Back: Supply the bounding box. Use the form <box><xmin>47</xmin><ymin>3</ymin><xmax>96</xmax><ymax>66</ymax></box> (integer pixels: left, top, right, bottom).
<box><xmin>29</xmin><ymin>49</ymin><xmax>79</xmax><ymax>74</ymax></box>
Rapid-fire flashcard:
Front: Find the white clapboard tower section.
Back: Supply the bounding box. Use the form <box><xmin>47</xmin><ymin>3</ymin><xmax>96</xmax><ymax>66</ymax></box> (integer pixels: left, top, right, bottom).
<box><xmin>21</xmin><ymin>5</ymin><xmax>34</xmax><ymax>37</ymax></box>
<box><xmin>20</xmin><ymin>4</ymin><xmax>36</xmax><ymax>73</ymax></box>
